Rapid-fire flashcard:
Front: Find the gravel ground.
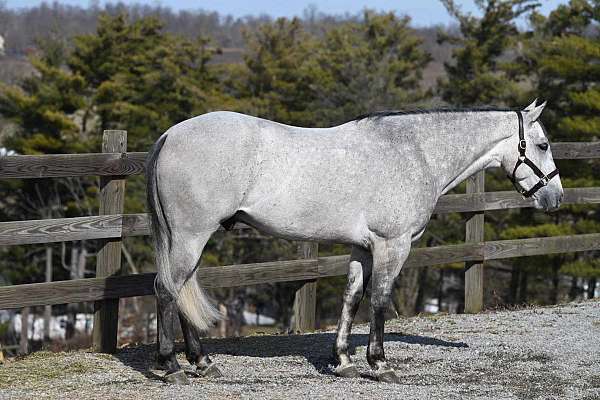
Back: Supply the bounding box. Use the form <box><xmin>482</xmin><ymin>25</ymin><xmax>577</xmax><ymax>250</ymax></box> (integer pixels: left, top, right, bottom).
<box><xmin>1</xmin><ymin>300</ymin><xmax>599</xmax><ymax>400</ymax></box>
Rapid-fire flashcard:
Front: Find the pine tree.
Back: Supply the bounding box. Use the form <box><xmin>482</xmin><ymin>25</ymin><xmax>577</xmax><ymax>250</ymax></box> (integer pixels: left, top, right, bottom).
<box><xmin>517</xmin><ymin>0</ymin><xmax>600</xmax><ymax>296</ymax></box>
<box><xmin>438</xmin><ymin>0</ymin><xmax>539</xmax><ymax>106</ymax></box>
<box><xmin>312</xmin><ymin>11</ymin><xmax>431</xmax><ymax>126</ymax></box>
<box><xmin>237</xmin><ymin>17</ymin><xmax>320</xmax><ymax>126</ymax></box>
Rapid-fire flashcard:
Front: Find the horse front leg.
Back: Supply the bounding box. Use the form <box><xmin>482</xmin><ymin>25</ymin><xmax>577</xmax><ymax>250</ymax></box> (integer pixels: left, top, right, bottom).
<box><xmin>333</xmin><ymin>245</ymin><xmax>373</xmax><ymax>377</ymax></box>
<box><xmin>367</xmin><ymin>233</ymin><xmax>411</xmax><ymax>383</ymax></box>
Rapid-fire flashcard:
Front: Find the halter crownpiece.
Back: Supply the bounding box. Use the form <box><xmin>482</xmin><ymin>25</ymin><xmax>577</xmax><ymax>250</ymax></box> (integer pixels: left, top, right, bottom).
<box><xmin>508</xmin><ymin>111</ymin><xmax>559</xmax><ymax>198</ymax></box>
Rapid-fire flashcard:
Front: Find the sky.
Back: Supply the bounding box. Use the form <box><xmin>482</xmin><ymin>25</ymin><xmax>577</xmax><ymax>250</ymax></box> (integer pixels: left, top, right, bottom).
<box><xmin>5</xmin><ymin>0</ymin><xmax>568</xmax><ymax>27</ymax></box>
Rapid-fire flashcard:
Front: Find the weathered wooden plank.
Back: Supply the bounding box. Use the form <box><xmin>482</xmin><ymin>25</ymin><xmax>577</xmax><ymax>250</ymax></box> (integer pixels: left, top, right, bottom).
<box><xmin>293</xmin><ymin>242</ymin><xmax>318</xmax><ymax>332</ymax></box>
<box><xmin>0</xmin><ymin>215</ymin><xmax>126</xmax><ymax>245</ymax></box>
<box><xmin>2</xmin><ymin>233</ymin><xmax>600</xmax><ymax>310</ymax></box>
<box><xmin>0</xmin><ymin>141</ymin><xmax>595</xmax><ymax>181</ymax></box>
<box><xmin>0</xmin><ymin>152</ymin><xmax>146</xmax><ymax>179</ymax></box>
<box><xmin>552</xmin><ymin>142</ymin><xmax>600</xmax><ymax>159</ymax></box>
<box><xmin>1</xmin><ymin>186</ymin><xmax>597</xmax><ymax>247</ymax></box>
<box><xmin>464</xmin><ymin>171</ymin><xmax>485</xmax><ymax>314</ymax></box>
<box><xmin>315</xmin><ymin>243</ymin><xmax>485</xmax><ymax>278</ymax></box>
<box><xmin>0</xmin><ymin>273</ymin><xmax>156</xmax><ymax>309</ymax></box>
<box><xmin>484</xmin><ymin>233</ymin><xmax>600</xmax><ymax>260</ymax></box>
<box><xmin>199</xmin><ymin>258</ymin><xmax>319</xmax><ymax>288</ymax></box>
<box><xmin>93</xmin><ymin>130</ymin><xmax>127</xmax><ymax>354</ymax></box>
<box><xmin>0</xmin><ymin>141</ymin><xmax>594</xmax><ymax>180</ymax></box>
<box><xmin>434</xmin><ymin>187</ymin><xmax>600</xmax><ymax>214</ymax></box>
<box><xmin>0</xmin><ymin>214</ymin><xmax>253</xmax><ymax>246</ymax></box>
<box><xmin>0</xmin><ymin>258</ymin><xmax>320</xmax><ymax>309</ymax></box>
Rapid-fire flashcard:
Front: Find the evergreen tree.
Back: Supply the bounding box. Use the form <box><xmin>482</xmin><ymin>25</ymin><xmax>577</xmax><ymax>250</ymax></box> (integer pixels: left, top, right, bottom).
<box><xmin>237</xmin><ymin>17</ymin><xmax>320</xmax><ymax>126</ymax></box>
<box><xmin>516</xmin><ymin>0</ymin><xmax>600</xmax><ymax>298</ymax></box>
<box><xmin>313</xmin><ymin>11</ymin><xmax>431</xmax><ymax>125</ymax></box>
<box><xmin>69</xmin><ymin>13</ymin><xmax>221</xmax><ymax>151</ymax></box>
<box><xmin>437</xmin><ymin>0</ymin><xmax>539</xmax><ymax>106</ymax></box>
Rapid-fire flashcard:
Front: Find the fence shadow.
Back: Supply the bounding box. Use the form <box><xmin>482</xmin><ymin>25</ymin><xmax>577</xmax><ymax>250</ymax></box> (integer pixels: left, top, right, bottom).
<box><xmin>114</xmin><ymin>332</ymin><xmax>468</xmax><ymax>378</ymax></box>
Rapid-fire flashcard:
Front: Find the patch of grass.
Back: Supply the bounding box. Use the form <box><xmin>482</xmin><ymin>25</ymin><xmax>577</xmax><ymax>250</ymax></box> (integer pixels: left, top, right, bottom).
<box><xmin>0</xmin><ymin>351</ymin><xmax>106</xmax><ymax>390</ymax></box>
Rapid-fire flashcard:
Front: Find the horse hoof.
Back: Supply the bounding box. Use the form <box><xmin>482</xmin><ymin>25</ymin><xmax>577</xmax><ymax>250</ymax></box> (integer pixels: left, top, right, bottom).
<box><xmin>376</xmin><ymin>369</ymin><xmax>401</xmax><ymax>384</ymax></box>
<box><xmin>334</xmin><ymin>364</ymin><xmax>360</xmax><ymax>378</ymax></box>
<box><xmin>198</xmin><ymin>363</ymin><xmax>223</xmax><ymax>378</ymax></box>
<box><xmin>163</xmin><ymin>370</ymin><xmax>189</xmax><ymax>385</ymax></box>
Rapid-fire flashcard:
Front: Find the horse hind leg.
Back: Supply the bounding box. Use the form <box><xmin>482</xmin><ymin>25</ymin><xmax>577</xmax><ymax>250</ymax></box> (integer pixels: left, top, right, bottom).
<box><xmin>179</xmin><ymin>313</ymin><xmax>223</xmax><ymax>378</ymax></box>
<box><xmin>155</xmin><ymin>280</ymin><xmax>189</xmax><ymax>384</ymax></box>
<box><xmin>155</xmin><ymin>230</ymin><xmax>217</xmax><ymax>384</ymax></box>
<box><xmin>333</xmin><ymin>245</ymin><xmax>373</xmax><ymax>378</ymax></box>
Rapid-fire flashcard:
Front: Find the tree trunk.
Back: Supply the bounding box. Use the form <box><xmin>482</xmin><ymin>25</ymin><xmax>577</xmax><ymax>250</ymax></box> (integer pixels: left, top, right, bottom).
<box><xmin>509</xmin><ymin>268</ymin><xmax>520</xmax><ymax>304</ymax></box>
<box><xmin>66</xmin><ymin>244</ymin><xmax>79</xmax><ymax>340</ymax></box>
<box><xmin>588</xmin><ymin>277</ymin><xmax>597</xmax><ymax>299</ymax></box>
<box><xmin>414</xmin><ymin>267</ymin><xmax>429</xmax><ymax>314</ymax></box>
<box><xmin>43</xmin><ymin>246</ymin><xmax>52</xmax><ymax>342</ymax></box>
<box><xmin>392</xmin><ymin>267</ymin><xmax>421</xmax><ymax>317</ymax></box>
<box><xmin>569</xmin><ymin>276</ymin><xmax>579</xmax><ymax>300</ymax></box>
<box><xmin>518</xmin><ymin>270</ymin><xmax>529</xmax><ymax>304</ymax></box>
<box><xmin>550</xmin><ymin>261</ymin><xmax>560</xmax><ymax>304</ymax></box>
<box><xmin>437</xmin><ymin>268</ymin><xmax>444</xmax><ymax>312</ymax></box>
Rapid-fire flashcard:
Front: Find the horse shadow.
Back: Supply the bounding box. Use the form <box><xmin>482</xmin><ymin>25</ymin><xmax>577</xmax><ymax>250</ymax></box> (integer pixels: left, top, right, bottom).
<box><xmin>114</xmin><ymin>332</ymin><xmax>468</xmax><ymax>379</ymax></box>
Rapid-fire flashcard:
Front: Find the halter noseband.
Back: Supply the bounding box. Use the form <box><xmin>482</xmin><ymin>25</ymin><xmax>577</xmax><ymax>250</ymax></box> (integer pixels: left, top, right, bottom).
<box><xmin>507</xmin><ymin>111</ymin><xmax>559</xmax><ymax>198</ymax></box>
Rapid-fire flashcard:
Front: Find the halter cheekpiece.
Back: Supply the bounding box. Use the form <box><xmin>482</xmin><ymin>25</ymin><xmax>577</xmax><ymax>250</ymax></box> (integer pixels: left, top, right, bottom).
<box><xmin>508</xmin><ymin>111</ymin><xmax>559</xmax><ymax>198</ymax></box>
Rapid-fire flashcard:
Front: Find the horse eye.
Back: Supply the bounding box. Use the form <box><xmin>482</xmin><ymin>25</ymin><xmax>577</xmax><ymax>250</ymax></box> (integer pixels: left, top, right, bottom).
<box><xmin>537</xmin><ymin>143</ymin><xmax>549</xmax><ymax>151</ymax></box>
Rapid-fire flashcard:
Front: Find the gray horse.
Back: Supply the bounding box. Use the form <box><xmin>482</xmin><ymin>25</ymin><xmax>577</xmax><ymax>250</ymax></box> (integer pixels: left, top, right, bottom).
<box><xmin>146</xmin><ymin>99</ymin><xmax>562</xmax><ymax>384</ymax></box>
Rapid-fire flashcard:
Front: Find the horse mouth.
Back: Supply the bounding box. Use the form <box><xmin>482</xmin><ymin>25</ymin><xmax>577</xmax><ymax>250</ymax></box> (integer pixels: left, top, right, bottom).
<box><xmin>534</xmin><ymin>194</ymin><xmax>561</xmax><ymax>212</ymax></box>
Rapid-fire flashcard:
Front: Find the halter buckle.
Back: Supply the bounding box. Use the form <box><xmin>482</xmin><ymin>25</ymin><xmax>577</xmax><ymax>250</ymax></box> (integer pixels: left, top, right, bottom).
<box><xmin>518</xmin><ymin>155</ymin><xmax>526</xmax><ymax>161</ymax></box>
<box><xmin>519</xmin><ymin>139</ymin><xmax>527</xmax><ymax>150</ymax></box>
<box><xmin>541</xmin><ymin>175</ymin><xmax>549</xmax><ymax>185</ymax></box>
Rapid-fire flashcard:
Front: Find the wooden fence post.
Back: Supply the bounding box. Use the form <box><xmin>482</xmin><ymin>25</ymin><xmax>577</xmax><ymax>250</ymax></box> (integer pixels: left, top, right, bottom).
<box><xmin>92</xmin><ymin>130</ymin><xmax>127</xmax><ymax>353</ymax></box>
<box><xmin>293</xmin><ymin>242</ymin><xmax>318</xmax><ymax>332</ymax></box>
<box><xmin>465</xmin><ymin>171</ymin><xmax>485</xmax><ymax>313</ymax></box>
<box><xmin>19</xmin><ymin>307</ymin><xmax>29</xmax><ymax>355</ymax></box>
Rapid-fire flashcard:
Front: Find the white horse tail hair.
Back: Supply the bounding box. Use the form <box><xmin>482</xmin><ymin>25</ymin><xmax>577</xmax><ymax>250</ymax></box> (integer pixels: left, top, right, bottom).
<box><xmin>146</xmin><ymin>133</ymin><xmax>221</xmax><ymax>331</ymax></box>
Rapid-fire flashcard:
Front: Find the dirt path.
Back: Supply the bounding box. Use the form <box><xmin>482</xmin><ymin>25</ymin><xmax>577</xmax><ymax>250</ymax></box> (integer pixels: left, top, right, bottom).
<box><xmin>1</xmin><ymin>300</ymin><xmax>599</xmax><ymax>400</ymax></box>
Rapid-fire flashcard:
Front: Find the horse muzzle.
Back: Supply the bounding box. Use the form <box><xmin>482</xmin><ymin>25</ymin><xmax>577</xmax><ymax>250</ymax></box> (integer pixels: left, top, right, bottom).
<box><xmin>535</xmin><ymin>187</ymin><xmax>564</xmax><ymax>212</ymax></box>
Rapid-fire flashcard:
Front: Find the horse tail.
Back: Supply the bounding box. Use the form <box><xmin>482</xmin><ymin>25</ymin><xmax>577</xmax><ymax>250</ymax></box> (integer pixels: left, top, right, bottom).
<box><xmin>146</xmin><ymin>133</ymin><xmax>221</xmax><ymax>331</ymax></box>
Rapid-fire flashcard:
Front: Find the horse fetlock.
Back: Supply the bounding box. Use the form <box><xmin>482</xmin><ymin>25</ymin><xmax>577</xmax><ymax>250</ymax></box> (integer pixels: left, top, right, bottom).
<box><xmin>155</xmin><ymin>354</ymin><xmax>181</xmax><ymax>373</ymax></box>
<box><xmin>366</xmin><ymin>347</ymin><xmax>385</xmax><ymax>369</ymax></box>
<box><xmin>333</xmin><ymin>347</ymin><xmax>352</xmax><ymax>365</ymax></box>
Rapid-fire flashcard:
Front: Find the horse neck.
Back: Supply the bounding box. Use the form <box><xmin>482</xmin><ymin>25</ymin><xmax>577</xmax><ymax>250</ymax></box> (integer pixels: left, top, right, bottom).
<box><xmin>395</xmin><ymin>111</ymin><xmax>516</xmax><ymax>196</ymax></box>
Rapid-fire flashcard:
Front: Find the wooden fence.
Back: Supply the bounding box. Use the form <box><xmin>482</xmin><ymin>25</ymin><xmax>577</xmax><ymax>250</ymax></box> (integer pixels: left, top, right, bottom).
<box><xmin>0</xmin><ymin>131</ymin><xmax>599</xmax><ymax>353</ymax></box>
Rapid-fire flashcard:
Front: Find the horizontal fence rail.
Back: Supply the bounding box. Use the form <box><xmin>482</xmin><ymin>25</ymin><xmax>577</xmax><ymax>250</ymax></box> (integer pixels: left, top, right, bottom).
<box><xmin>0</xmin><ymin>142</ymin><xmax>597</xmax><ymax>180</ymax></box>
<box><xmin>1</xmin><ymin>232</ymin><xmax>598</xmax><ymax>310</ymax></box>
<box><xmin>1</xmin><ymin>187</ymin><xmax>599</xmax><ymax>246</ymax></box>
<box><xmin>0</xmin><ymin>152</ymin><xmax>147</xmax><ymax>178</ymax></box>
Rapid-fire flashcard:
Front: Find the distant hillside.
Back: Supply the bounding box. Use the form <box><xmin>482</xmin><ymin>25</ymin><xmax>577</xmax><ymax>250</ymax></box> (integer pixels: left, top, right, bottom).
<box><xmin>0</xmin><ymin>3</ymin><xmax>454</xmax><ymax>89</ymax></box>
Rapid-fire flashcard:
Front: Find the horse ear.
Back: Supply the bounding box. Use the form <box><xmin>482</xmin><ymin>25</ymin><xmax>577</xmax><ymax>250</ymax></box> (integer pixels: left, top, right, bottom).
<box><xmin>524</xmin><ymin>98</ymin><xmax>538</xmax><ymax>111</ymax></box>
<box><xmin>525</xmin><ymin>100</ymin><xmax>546</xmax><ymax>124</ymax></box>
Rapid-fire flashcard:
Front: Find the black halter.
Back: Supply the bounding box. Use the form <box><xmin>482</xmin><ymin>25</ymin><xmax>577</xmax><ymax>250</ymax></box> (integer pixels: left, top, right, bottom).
<box><xmin>508</xmin><ymin>111</ymin><xmax>559</xmax><ymax>198</ymax></box>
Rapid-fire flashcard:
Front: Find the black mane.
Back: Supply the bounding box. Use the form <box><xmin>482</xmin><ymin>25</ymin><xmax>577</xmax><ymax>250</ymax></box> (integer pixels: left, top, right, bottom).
<box><xmin>353</xmin><ymin>107</ymin><xmax>517</xmax><ymax>122</ymax></box>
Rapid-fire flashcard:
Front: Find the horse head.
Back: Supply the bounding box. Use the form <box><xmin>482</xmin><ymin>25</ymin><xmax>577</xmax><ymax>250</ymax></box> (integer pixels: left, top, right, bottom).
<box><xmin>501</xmin><ymin>99</ymin><xmax>564</xmax><ymax>211</ymax></box>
